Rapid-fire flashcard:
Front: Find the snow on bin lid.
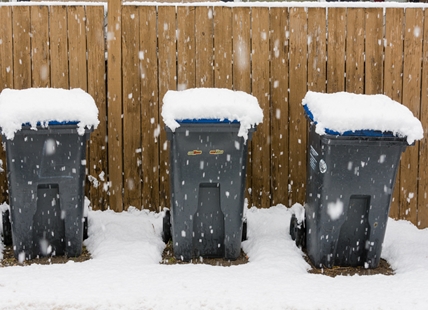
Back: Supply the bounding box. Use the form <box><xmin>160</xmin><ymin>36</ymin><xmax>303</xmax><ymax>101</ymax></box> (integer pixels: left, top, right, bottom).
<box><xmin>302</xmin><ymin>91</ymin><xmax>423</xmax><ymax>145</ymax></box>
<box><xmin>162</xmin><ymin>88</ymin><xmax>263</xmax><ymax>141</ymax></box>
<box><xmin>0</xmin><ymin>88</ymin><xmax>99</xmax><ymax>140</ymax></box>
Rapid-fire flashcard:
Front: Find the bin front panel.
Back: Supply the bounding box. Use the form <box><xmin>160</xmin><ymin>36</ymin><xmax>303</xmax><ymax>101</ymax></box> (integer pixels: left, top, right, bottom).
<box><xmin>4</xmin><ymin>126</ymin><xmax>90</xmax><ymax>260</ymax></box>
<box><xmin>305</xmin><ymin>124</ymin><xmax>406</xmax><ymax>268</ymax></box>
<box><xmin>168</xmin><ymin>123</ymin><xmax>250</xmax><ymax>260</ymax></box>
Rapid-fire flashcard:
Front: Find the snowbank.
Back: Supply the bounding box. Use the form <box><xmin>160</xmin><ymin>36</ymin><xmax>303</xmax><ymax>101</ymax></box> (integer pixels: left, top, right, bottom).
<box><xmin>0</xmin><ymin>88</ymin><xmax>99</xmax><ymax>140</ymax></box>
<box><xmin>162</xmin><ymin>88</ymin><xmax>263</xmax><ymax>141</ymax></box>
<box><xmin>302</xmin><ymin>91</ymin><xmax>423</xmax><ymax>144</ymax></box>
<box><xmin>1</xmin><ymin>205</ymin><xmax>428</xmax><ymax>309</ymax></box>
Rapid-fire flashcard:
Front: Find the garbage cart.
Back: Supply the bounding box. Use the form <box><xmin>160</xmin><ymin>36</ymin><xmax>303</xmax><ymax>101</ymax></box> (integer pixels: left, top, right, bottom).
<box><xmin>161</xmin><ymin>88</ymin><xmax>263</xmax><ymax>261</ymax></box>
<box><xmin>0</xmin><ymin>88</ymin><xmax>99</xmax><ymax>260</ymax></box>
<box><xmin>290</xmin><ymin>91</ymin><xmax>423</xmax><ymax>269</ymax></box>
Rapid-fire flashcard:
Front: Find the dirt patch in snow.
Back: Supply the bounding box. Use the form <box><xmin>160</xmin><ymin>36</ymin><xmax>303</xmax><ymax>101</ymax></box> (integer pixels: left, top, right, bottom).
<box><xmin>0</xmin><ymin>245</ymin><xmax>91</xmax><ymax>267</ymax></box>
<box><xmin>303</xmin><ymin>253</ymin><xmax>394</xmax><ymax>277</ymax></box>
<box><xmin>161</xmin><ymin>241</ymin><xmax>249</xmax><ymax>266</ymax></box>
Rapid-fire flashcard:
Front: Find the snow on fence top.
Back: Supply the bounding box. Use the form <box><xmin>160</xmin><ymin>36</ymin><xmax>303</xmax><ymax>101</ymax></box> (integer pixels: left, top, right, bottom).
<box><xmin>302</xmin><ymin>91</ymin><xmax>423</xmax><ymax>145</ymax></box>
<box><xmin>0</xmin><ymin>88</ymin><xmax>99</xmax><ymax>140</ymax></box>
<box><xmin>162</xmin><ymin>88</ymin><xmax>263</xmax><ymax>141</ymax></box>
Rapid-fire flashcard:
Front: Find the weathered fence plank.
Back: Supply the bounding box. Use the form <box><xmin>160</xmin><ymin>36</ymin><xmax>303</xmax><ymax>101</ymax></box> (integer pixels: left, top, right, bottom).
<box><xmin>139</xmin><ymin>5</ymin><xmax>160</xmax><ymax>212</ymax></box>
<box><xmin>68</xmin><ymin>6</ymin><xmax>88</xmax><ymax>90</ymax></box>
<box><xmin>307</xmin><ymin>7</ymin><xmax>327</xmax><ymax>93</ymax></box>
<box><xmin>31</xmin><ymin>6</ymin><xmax>50</xmax><ymax>88</ymax></box>
<box><xmin>384</xmin><ymin>8</ymin><xmax>404</xmax><ymax>219</ymax></box>
<box><xmin>346</xmin><ymin>7</ymin><xmax>365</xmax><ymax>94</ymax></box>
<box><xmin>12</xmin><ymin>6</ymin><xmax>31</xmax><ymax>89</ymax></box>
<box><xmin>177</xmin><ymin>6</ymin><xmax>196</xmax><ymax>90</ymax></box>
<box><xmin>213</xmin><ymin>6</ymin><xmax>232</xmax><ymax>89</ymax></box>
<box><xmin>418</xmin><ymin>8</ymin><xmax>428</xmax><ymax>228</ymax></box>
<box><xmin>158</xmin><ymin>6</ymin><xmax>176</xmax><ymax>210</ymax></box>
<box><xmin>270</xmin><ymin>7</ymin><xmax>289</xmax><ymax>207</ymax></box>
<box><xmin>232</xmin><ymin>7</ymin><xmax>252</xmax><ymax>205</ymax></box>
<box><xmin>251</xmin><ymin>7</ymin><xmax>270</xmax><ymax>209</ymax></box>
<box><xmin>365</xmin><ymin>7</ymin><xmax>383</xmax><ymax>95</ymax></box>
<box><xmin>195</xmin><ymin>6</ymin><xmax>214</xmax><ymax>88</ymax></box>
<box><xmin>288</xmin><ymin>7</ymin><xmax>308</xmax><ymax>205</ymax></box>
<box><xmin>326</xmin><ymin>7</ymin><xmax>346</xmax><ymax>93</ymax></box>
<box><xmin>86</xmin><ymin>5</ymin><xmax>108</xmax><ymax>211</ymax></box>
<box><xmin>122</xmin><ymin>5</ymin><xmax>142</xmax><ymax>210</ymax></box>
<box><xmin>50</xmin><ymin>6</ymin><xmax>69</xmax><ymax>89</ymax></box>
<box><xmin>399</xmin><ymin>8</ymin><xmax>423</xmax><ymax>223</ymax></box>
<box><xmin>107</xmin><ymin>0</ymin><xmax>123</xmax><ymax>211</ymax></box>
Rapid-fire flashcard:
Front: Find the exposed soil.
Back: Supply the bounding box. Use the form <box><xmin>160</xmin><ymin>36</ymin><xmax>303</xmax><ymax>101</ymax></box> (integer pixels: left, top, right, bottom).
<box><xmin>303</xmin><ymin>252</ymin><xmax>394</xmax><ymax>277</ymax></box>
<box><xmin>0</xmin><ymin>245</ymin><xmax>91</xmax><ymax>267</ymax></box>
<box><xmin>161</xmin><ymin>241</ymin><xmax>249</xmax><ymax>266</ymax></box>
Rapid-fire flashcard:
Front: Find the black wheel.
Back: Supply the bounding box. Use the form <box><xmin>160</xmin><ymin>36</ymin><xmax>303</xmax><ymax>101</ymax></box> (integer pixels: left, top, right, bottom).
<box><xmin>241</xmin><ymin>220</ymin><xmax>247</xmax><ymax>241</ymax></box>
<box><xmin>289</xmin><ymin>213</ymin><xmax>305</xmax><ymax>249</ymax></box>
<box><xmin>162</xmin><ymin>209</ymin><xmax>172</xmax><ymax>243</ymax></box>
<box><xmin>83</xmin><ymin>216</ymin><xmax>89</xmax><ymax>240</ymax></box>
<box><xmin>2</xmin><ymin>209</ymin><xmax>12</xmax><ymax>246</ymax></box>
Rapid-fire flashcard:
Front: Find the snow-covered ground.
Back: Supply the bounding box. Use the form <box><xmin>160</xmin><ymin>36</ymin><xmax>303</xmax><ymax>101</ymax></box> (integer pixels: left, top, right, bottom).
<box><xmin>0</xmin><ymin>204</ymin><xmax>427</xmax><ymax>310</ymax></box>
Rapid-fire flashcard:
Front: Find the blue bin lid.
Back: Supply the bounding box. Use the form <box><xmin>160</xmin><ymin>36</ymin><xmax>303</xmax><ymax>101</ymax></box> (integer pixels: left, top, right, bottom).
<box><xmin>22</xmin><ymin>121</ymin><xmax>79</xmax><ymax>127</ymax></box>
<box><xmin>177</xmin><ymin>118</ymin><xmax>239</xmax><ymax>124</ymax></box>
<box><xmin>303</xmin><ymin>105</ymin><xmax>395</xmax><ymax>138</ymax></box>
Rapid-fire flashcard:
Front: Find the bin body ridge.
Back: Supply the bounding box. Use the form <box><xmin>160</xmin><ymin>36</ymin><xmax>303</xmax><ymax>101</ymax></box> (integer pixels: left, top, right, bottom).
<box><xmin>168</xmin><ymin>122</ymin><xmax>251</xmax><ymax>261</ymax></box>
<box><xmin>4</xmin><ymin>125</ymin><xmax>90</xmax><ymax>260</ymax></box>
<box><xmin>305</xmin><ymin>123</ymin><xmax>407</xmax><ymax>268</ymax></box>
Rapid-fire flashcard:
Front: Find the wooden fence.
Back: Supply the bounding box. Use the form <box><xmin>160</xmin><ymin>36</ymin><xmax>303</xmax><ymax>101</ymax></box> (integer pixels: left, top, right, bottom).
<box><xmin>0</xmin><ymin>3</ymin><xmax>427</xmax><ymax>229</ymax></box>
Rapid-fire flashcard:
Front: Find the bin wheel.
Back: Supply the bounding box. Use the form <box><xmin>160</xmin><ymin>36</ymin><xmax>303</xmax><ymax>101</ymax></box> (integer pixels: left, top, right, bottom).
<box><xmin>242</xmin><ymin>220</ymin><xmax>247</xmax><ymax>241</ymax></box>
<box><xmin>83</xmin><ymin>216</ymin><xmax>89</xmax><ymax>240</ymax></box>
<box><xmin>290</xmin><ymin>214</ymin><xmax>305</xmax><ymax>249</ymax></box>
<box><xmin>162</xmin><ymin>209</ymin><xmax>172</xmax><ymax>244</ymax></box>
<box><xmin>2</xmin><ymin>209</ymin><xmax>12</xmax><ymax>246</ymax></box>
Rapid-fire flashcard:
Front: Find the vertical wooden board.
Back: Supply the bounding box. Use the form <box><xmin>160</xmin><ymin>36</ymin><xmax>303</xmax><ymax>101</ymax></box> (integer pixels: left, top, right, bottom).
<box><xmin>0</xmin><ymin>7</ymin><xmax>13</xmax><ymax>90</ymax></box>
<box><xmin>86</xmin><ymin>5</ymin><xmax>108</xmax><ymax>211</ymax></box>
<box><xmin>0</xmin><ymin>6</ymin><xmax>13</xmax><ymax>204</ymax></box>
<box><xmin>69</xmin><ymin>6</ymin><xmax>90</xmax><ymax>208</ymax></box>
<box><xmin>12</xmin><ymin>6</ymin><xmax>31</xmax><ymax>89</ymax></box>
<box><xmin>232</xmin><ymin>7</ymin><xmax>252</xmax><ymax>206</ymax></box>
<box><xmin>384</xmin><ymin>8</ymin><xmax>404</xmax><ymax>219</ymax></box>
<box><xmin>399</xmin><ymin>8</ymin><xmax>423</xmax><ymax>225</ymax></box>
<box><xmin>158</xmin><ymin>6</ymin><xmax>177</xmax><ymax>210</ymax></box>
<box><xmin>140</xmin><ymin>6</ymin><xmax>159</xmax><ymax>212</ymax></box>
<box><xmin>345</xmin><ymin>8</ymin><xmax>365</xmax><ymax>94</ymax></box>
<box><xmin>122</xmin><ymin>6</ymin><xmax>142</xmax><ymax>210</ymax></box>
<box><xmin>68</xmin><ymin>6</ymin><xmax>88</xmax><ymax>90</ymax></box>
<box><xmin>288</xmin><ymin>7</ymin><xmax>307</xmax><ymax>205</ymax></box>
<box><xmin>270</xmin><ymin>7</ymin><xmax>289</xmax><ymax>207</ymax></box>
<box><xmin>326</xmin><ymin>7</ymin><xmax>346</xmax><ymax>93</ymax></box>
<box><xmin>232</xmin><ymin>7</ymin><xmax>251</xmax><ymax>93</ymax></box>
<box><xmin>107</xmin><ymin>0</ymin><xmax>123</xmax><ymax>211</ymax></box>
<box><xmin>213</xmin><ymin>6</ymin><xmax>232</xmax><ymax>89</ymax></box>
<box><xmin>307</xmin><ymin>7</ymin><xmax>327</xmax><ymax>93</ymax></box>
<box><xmin>418</xmin><ymin>8</ymin><xmax>428</xmax><ymax>228</ymax></box>
<box><xmin>365</xmin><ymin>8</ymin><xmax>383</xmax><ymax>95</ymax></box>
<box><xmin>31</xmin><ymin>6</ymin><xmax>50</xmax><ymax>88</ymax></box>
<box><xmin>177</xmin><ymin>6</ymin><xmax>196</xmax><ymax>90</ymax></box>
<box><xmin>50</xmin><ymin>5</ymin><xmax>69</xmax><ymax>89</ymax></box>
<box><xmin>195</xmin><ymin>6</ymin><xmax>214</xmax><ymax>88</ymax></box>
<box><xmin>251</xmin><ymin>7</ymin><xmax>270</xmax><ymax>209</ymax></box>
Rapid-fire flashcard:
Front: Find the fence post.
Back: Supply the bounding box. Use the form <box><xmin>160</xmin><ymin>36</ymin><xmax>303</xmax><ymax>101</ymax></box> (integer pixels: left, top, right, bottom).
<box><xmin>107</xmin><ymin>0</ymin><xmax>123</xmax><ymax>212</ymax></box>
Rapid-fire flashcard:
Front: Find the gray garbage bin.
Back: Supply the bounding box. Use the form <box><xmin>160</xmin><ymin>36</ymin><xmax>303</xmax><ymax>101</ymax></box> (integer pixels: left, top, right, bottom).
<box><xmin>290</xmin><ymin>91</ymin><xmax>422</xmax><ymax>269</ymax></box>
<box><xmin>3</xmin><ymin>122</ymin><xmax>92</xmax><ymax>260</ymax></box>
<box><xmin>161</xmin><ymin>88</ymin><xmax>263</xmax><ymax>261</ymax></box>
<box><xmin>0</xmin><ymin>87</ymin><xmax>98</xmax><ymax>261</ymax></box>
